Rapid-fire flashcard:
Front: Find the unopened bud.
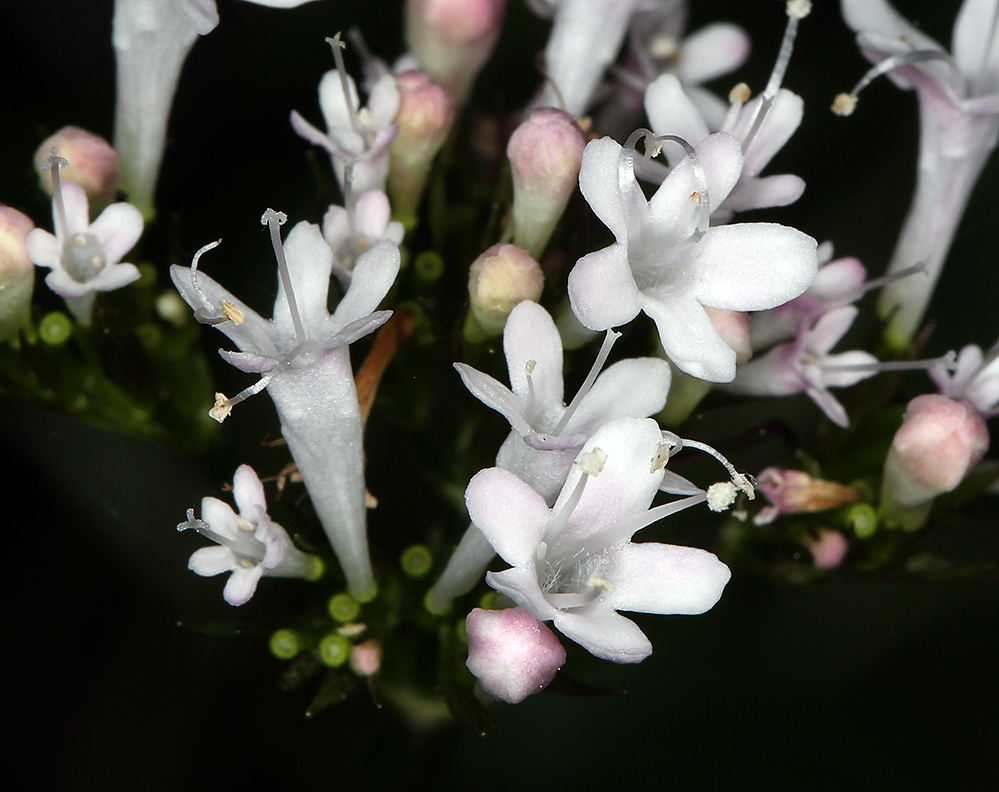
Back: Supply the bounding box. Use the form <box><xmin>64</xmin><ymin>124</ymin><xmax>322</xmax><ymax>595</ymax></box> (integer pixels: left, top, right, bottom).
<box><xmin>0</xmin><ymin>206</ymin><xmax>36</xmax><ymax>342</ymax></box>
<box><xmin>507</xmin><ymin>107</ymin><xmax>587</xmax><ymax>258</ymax></box>
<box><xmin>754</xmin><ymin>467</ymin><xmax>862</xmax><ymax>525</ymax></box>
<box><xmin>34</xmin><ymin>126</ymin><xmax>118</xmax><ymax>211</ymax></box>
<box><xmin>405</xmin><ymin>0</ymin><xmax>507</xmax><ymax>103</ymax></box>
<box><xmin>465</xmin><ymin>243</ymin><xmax>544</xmax><ymax>341</ymax></box>
<box><xmin>389</xmin><ymin>70</ymin><xmax>455</xmax><ymax>225</ymax></box>
<box><xmin>465</xmin><ymin>606</ymin><xmax>565</xmax><ymax>704</ymax></box>
<box><xmin>881</xmin><ymin>394</ymin><xmax>989</xmax><ymax>531</ymax></box>
<box><xmin>349</xmin><ymin>638</ymin><xmax>382</xmax><ymax>677</ymax></box>
<box><xmin>805</xmin><ymin>529</ymin><xmax>849</xmax><ymax>570</ymax></box>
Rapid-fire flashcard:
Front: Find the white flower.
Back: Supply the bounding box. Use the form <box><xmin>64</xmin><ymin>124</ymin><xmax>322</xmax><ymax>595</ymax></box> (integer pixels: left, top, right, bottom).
<box><xmin>466</xmin><ymin>417</ymin><xmax>731</xmax><ymax>663</ymax></box>
<box><xmin>729</xmin><ymin>305</ymin><xmax>878</xmax><ymax>428</ymax></box>
<box><xmin>112</xmin><ymin>0</ymin><xmax>318</xmax><ymax>213</ymax></box>
<box><xmin>840</xmin><ymin>0</ymin><xmax>999</xmax><ymax>347</ymax></box>
<box><xmin>323</xmin><ymin>190</ymin><xmax>405</xmax><ymax>288</ymax></box>
<box><xmin>567</xmin><ymin>134</ymin><xmax>818</xmax><ymax>382</ymax></box>
<box><xmin>645</xmin><ymin>74</ymin><xmax>806</xmax><ymax>219</ymax></box>
<box><xmin>171</xmin><ymin>211</ymin><xmax>400</xmax><ymax>600</ymax></box>
<box><xmin>425</xmin><ymin>300</ymin><xmax>669</xmax><ymax>613</ymax></box>
<box><xmin>26</xmin><ymin>152</ymin><xmax>143</xmax><ymax>325</ymax></box>
<box><xmin>930</xmin><ymin>340</ymin><xmax>999</xmax><ymax>418</ymax></box>
<box><xmin>291</xmin><ymin>36</ymin><xmax>401</xmax><ymax>194</ymax></box>
<box><xmin>179</xmin><ymin>464</ymin><xmax>320</xmax><ymax>606</ymax></box>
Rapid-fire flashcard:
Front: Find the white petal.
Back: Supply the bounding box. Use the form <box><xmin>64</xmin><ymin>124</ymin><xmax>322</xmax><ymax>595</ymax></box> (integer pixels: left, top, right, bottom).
<box><xmin>553</xmin><ymin>604</ymin><xmax>652</xmax><ymax>663</ymax></box>
<box><xmin>598</xmin><ymin>542</ymin><xmax>731</xmax><ymax>615</ymax></box>
<box><xmin>486</xmin><ymin>567</ymin><xmax>558</xmax><ymax>622</ymax></box>
<box><xmin>466</xmin><ymin>468</ymin><xmax>552</xmax><ymax>568</ymax></box>
<box><xmin>677</xmin><ymin>23</ymin><xmax>751</xmax><ymax>85</ymax></box>
<box><xmin>553</xmin><ymin>418</ymin><xmax>664</xmax><ymax>553</ymax></box>
<box><xmin>354</xmin><ymin>191</ymin><xmax>392</xmax><ymax>239</ymax></box>
<box><xmin>567</xmin><ymin>245</ymin><xmax>642</xmax><ymax>331</ymax></box>
<box><xmin>808</xmin><ymin>305</ymin><xmax>859</xmax><ymax>356</ymax></box>
<box><xmin>60</xmin><ymin>181</ymin><xmax>90</xmax><ymax>236</ymax></box>
<box><xmin>188</xmin><ymin>546</ymin><xmax>235</xmax><ymax>577</ymax></box>
<box><xmin>725</xmin><ymin>174</ymin><xmax>806</xmax><ymax>213</ymax></box>
<box><xmin>89</xmin><ymin>202</ymin><xmax>144</xmax><ymax>266</ymax></box>
<box><xmin>271</xmin><ymin>221</ymin><xmax>333</xmax><ymax>342</ymax></box>
<box><xmin>692</xmin><ymin>224</ymin><xmax>818</xmax><ymax>311</ymax></box>
<box><xmin>503</xmin><ymin>301</ymin><xmax>564</xmax><ymax>409</ymax></box>
<box><xmin>367</xmin><ymin>73</ymin><xmax>401</xmax><ymax>128</ymax></box>
<box><xmin>45</xmin><ymin>268</ymin><xmax>92</xmax><ymax>299</ymax></box>
<box><xmin>953</xmin><ymin>0</ymin><xmax>999</xmax><ymax>89</ymax></box>
<box><xmin>578</xmin><ymin>137</ymin><xmax>645</xmax><ymax>243</ymax></box>
<box><xmin>455</xmin><ymin>364</ymin><xmax>533</xmax><ymax>437</ymax></box>
<box><xmin>841</xmin><ymin>0</ymin><xmax>943</xmax><ymax>53</ymax></box>
<box><xmin>169</xmin><ymin>264</ymin><xmax>279</xmax><ymax>359</ymax></box>
<box><xmin>739</xmin><ymin>90</ymin><xmax>803</xmax><ymax>176</ymax></box>
<box><xmin>645</xmin><ymin>74</ymin><xmax>710</xmax><ymax>155</ymax></box>
<box><xmin>172</xmin><ymin>0</ymin><xmax>219</xmax><ymax>35</ymax></box>
<box><xmin>566</xmin><ymin>358</ymin><xmax>670</xmax><ymax>435</ymax></box>
<box><xmin>330</xmin><ymin>239</ymin><xmax>399</xmax><ymax>332</ymax></box>
<box><xmin>223</xmin><ymin>567</ymin><xmax>263</xmax><ymax>606</ymax></box>
<box><xmin>25</xmin><ymin>228</ymin><xmax>62</xmax><ymax>270</ymax></box>
<box><xmin>232</xmin><ymin>465</ymin><xmax>267</xmax><ymax>518</ymax></box>
<box><xmin>643</xmin><ymin>292</ymin><xmax>737</xmax><ymax>382</ymax></box>
<box><xmin>86</xmin><ymin>262</ymin><xmax>142</xmax><ymax>292</ymax></box>
<box><xmin>820</xmin><ymin>350</ymin><xmax>879</xmax><ymax>388</ymax></box>
<box><xmin>318</xmin><ymin>70</ymin><xmax>360</xmax><ymax>134</ymax></box>
<box><xmin>200</xmin><ymin>496</ymin><xmax>239</xmax><ymax>537</ymax></box>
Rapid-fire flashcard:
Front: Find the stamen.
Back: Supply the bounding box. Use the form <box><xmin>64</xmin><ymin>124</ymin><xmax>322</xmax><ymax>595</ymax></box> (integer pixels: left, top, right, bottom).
<box><xmin>326</xmin><ymin>33</ymin><xmax>364</xmax><ymax>139</ymax></box>
<box><xmin>544</xmin><ymin>471</ymin><xmax>590</xmax><ymax>545</ymax></box>
<box><xmin>177</xmin><ymin>508</ymin><xmax>266</xmax><ymax>563</ymax></box>
<box><xmin>42</xmin><ymin>147</ymin><xmax>71</xmax><ymax>241</ymax></box>
<box><xmin>672</xmin><ymin>436</ymin><xmax>756</xmax><ymax>499</ymax></box>
<box><xmin>188</xmin><ymin>240</ymin><xmax>232</xmax><ymax>325</ymax></box>
<box><xmin>838</xmin><ymin>262</ymin><xmax>927</xmax><ymax>302</ymax></box>
<box><xmin>261</xmin><ymin>209</ymin><xmax>308</xmax><ymax>343</ymax></box>
<box><xmin>742</xmin><ymin>1</ymin><xmax>810</xmax><ymax>152</ymax></box>
<box><xmin>833</xmin><ymin>50</ymin><xmax>963</xmax><ymax>116</ymax></box>
<box><xmin>820</xmin><ymin>351</ymin><xmax>958</xmax><ymax>375</ymax></box>
<box><xmin>552</xmin><ymin>329</ymin><xmax>620</xmax><ymax>436</ymax></box>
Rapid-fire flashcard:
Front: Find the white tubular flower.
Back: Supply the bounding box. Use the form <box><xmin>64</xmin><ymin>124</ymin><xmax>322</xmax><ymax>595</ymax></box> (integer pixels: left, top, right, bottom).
<box><xmin>170</xmin><ymin>210</ymin><xmax>400</xmax><ymax>601</ymax></box>
<box><xmin>567</xmin><ymin>134</ymin><xmax>817</xmax><ymax>383</ymax></box>
<box><xmin>466</xmin><ymin>417</ymin><xmax>730</xmax><ymax>664</ymax></box>
<box><xmin>839</xmin><ymin>0</ymin><xmax>999</xmax><ymax>349</ymax></box>
<box><xmin>323</xmin><ymin>190</ymin><xmax>405</xmax><ymax>289</ymax></box>
<box><xmin>25</xmin><ymin>150</ymin><xmax>144</xmax><ymax>326</ymax></box>
<box><xmin>930</xmin><ymin>340</ymin><xmax>999</xmax><ymax>418</ymax></box>
<box><xmin>291</xmin><ymin>34</ymin><xmax>401</xmax><ymax>195</ymax></box>
<box><xmin>425</xmin><ymin>300</ymin><xmax>670</xmax><ymax>613</ymax></box>
<box><xmin>179</xmin><ymin>464</ymin><xmax>321</xmax><ymax>606</ymax></box>
<box><xmin>112</xmin><ymin>0</ymin><xmax>318</xmax><ymax>215</ymax></box>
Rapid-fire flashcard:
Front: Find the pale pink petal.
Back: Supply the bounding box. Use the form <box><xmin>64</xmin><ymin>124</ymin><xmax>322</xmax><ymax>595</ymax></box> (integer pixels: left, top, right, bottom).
<box><xmin>808</xmin><ymin>306</ymin><xmax>858</xmax><ymax>356</ymax></box>
<box><xmin>354</xmin><ymin>191</ymin><xmax>392</xmax><ymax>239</ymax></box>
<box><xmin>645</xmin><ymin>74</ymin><xmax>710</xmax><ymax>154</ymax></box>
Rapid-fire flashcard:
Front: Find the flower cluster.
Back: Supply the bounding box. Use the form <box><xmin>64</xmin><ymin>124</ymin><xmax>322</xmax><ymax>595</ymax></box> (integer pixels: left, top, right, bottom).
<box><xmin>5</xmin><ymin>0</ymin><xmax>999</xmax><ymax>722</ymax></box>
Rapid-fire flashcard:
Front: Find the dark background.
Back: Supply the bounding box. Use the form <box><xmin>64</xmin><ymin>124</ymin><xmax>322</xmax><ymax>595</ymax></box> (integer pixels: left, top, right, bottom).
<box><xmin>2</xmin><ymin>1</ymin><xmax>997</xmax><ymax>789</ymax></box>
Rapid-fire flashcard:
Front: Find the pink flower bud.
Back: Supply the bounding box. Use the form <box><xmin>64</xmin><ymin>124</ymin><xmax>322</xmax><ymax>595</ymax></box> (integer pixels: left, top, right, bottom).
<box><xmin>704</xmin><ymin>307</ymin><xmax>752</xmax><ymax>365</ymax></box>
<box><xmin>805</xmin><ymin>529</ymin><xmax>850</xmax><ymax>570</ymax></box>
<box><xmin>34</xmin><ymin>127</ymin><xmax>118</xmax><ymax>211</ymax></box>
<box><xmin>755</xmin><ymin>467</ymin><xmax>861</xmax><ymax>525</ymax></box>
<box><xmin>349</xmin><ymin>639</ymin><xmax>383</xmax><ymax>677</ymax></box>
<box><xmin>0</xmin><ymin>206</ymin><xmax>36</xmax><ymax>341</ymax></box>
<box><xmin>881</xmin><ymin>394</ymin><xmax>990</xmax><ymax>530</ymax></box>
<box><xmin>389</xmin><ymin>70</ymin><xmax>456</xmax><ymax>225</ymax></box>
<box><xmin>406</xmin><ymin>0</ymin><xmax>507</xmax><ymax>103</ymax></box>
<box><xmin>465</xmin><ymin>606</ymin><xmax>565</xmax><ymax>704</ymax></box>
<box><xmin>466</xmin><ymin>243</ymin><xmax>544</xmax><ymax>341</ymax></box>
<box><xmin>507</xmin><ymin>108</ymin><xmax>587</xmax><ymax>258</ymax></box>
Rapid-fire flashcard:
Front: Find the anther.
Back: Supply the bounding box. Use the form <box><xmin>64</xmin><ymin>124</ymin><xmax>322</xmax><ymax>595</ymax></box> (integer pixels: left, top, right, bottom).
<box><xmin>833</xmin><ymin>51</ymin><xmax>961</xmax><ymax>117</ymax></box>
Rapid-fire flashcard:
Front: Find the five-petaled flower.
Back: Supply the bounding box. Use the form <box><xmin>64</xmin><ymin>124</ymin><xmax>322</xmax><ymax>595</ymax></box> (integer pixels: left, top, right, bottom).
<box><xmin>179</xmin><ymin>464</ymin><xmax>321</xmax><ymax>606</ymax></box>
